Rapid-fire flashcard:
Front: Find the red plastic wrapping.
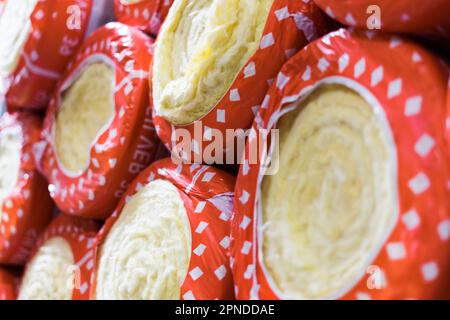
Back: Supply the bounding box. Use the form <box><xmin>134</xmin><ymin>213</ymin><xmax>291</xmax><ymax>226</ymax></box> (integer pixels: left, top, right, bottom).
<box><xmin>3</xmin><ymin>0</ymin><xmax>111</xmax><ymax>110</ymax></box>
<box><xmin>151</xmin><ymin>0</ymin><xmax>327</xmax><ymax>164</ymax></box>
<box><xmin>313</xmin><ymin>0</ymin><xmax>450</xmax><ymax>38</ymax></box>
<box><xmin>0</xmin><ymin>112</ymin><xmax>52</xmax><ymax>265</ymax></box>
<box><xmin>114</xmin><ymin>0</ymin><xmax>174</xmax><ymax>35</ymax></box>
<box><xmin>231</xmin><ymin>29</ymin><xmax>450</xmax><ymax>300</ymax></box>
<box><xmin>21</xmin><ymin>214</ymin><xmax>99</xmax><ymax>300</ymax></box>
<box><xmin>38</xmin><ymin>22</ymin><xmax>159</xmax><ymax>219</ymax></box>
<box><xmin>0</xmin><ymin>268</ymin><xmax>17</xmax><ymax>300</ymax></box>
<box><xmin>91</xmin><ymin>158</ymin><xmax>235</xmax><ymax>300</ymax></box>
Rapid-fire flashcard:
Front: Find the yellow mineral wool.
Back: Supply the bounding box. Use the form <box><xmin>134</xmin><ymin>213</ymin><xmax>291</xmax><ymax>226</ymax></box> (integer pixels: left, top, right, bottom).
<box><xmin>19</xmin><ymin>237</ymin><xmax>75</xmax><ymax>300</ymax></box>
<box><xmin>0</xmin><ymin>125</ymin><xmax>22</xmax><ymax>226</ymax></box>
<box><xmin>95</xmin><ymin>179</ymin><xmax>192</xmax><ymax>300</ymax></box>
<box><xmin>153</xmin><ymin>0</ymin><xmax>274</xmax><ymax>124</ymax></box>
<box><xmin>0</xmin><ymin>0</ymin><xmax>38</xmax><ymax>76</ymax></box>
<box><xmin>262</xmin><ymin>85</ymin><xmax>397</xmax><ymax>299</ymax></box>
<box><xmin>55</xmin><ymin>62</ymin><xmax>115</xmax><ymax>175</ymax></box>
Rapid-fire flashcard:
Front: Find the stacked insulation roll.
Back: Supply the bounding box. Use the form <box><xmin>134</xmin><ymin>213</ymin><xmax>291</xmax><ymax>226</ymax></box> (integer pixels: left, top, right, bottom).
<box><xmin>231</xmin><ymin>29</ymin><xmax>450</xmax><ymax>300</ymax></box>
<box><xmin>0</xmin><ymin>112</ymin><xmax>53</xmax><ymax>265</ymax></box>
<box><xmin>38</xmin><ymin>22</ymin><xmax>159</xmax><ymax>219</ymax></box>
<box><xmin>151</xmin><ymin>0</ymin><xmax>327</xmax><ymax>163</ymax></box>
<box><xmin>18</xmin><ymin>214</ymin><xmax>99</xmax><ymax>300</ymax></box>
<box><xmin>0</xmin><ymin>0</ymin><xmax>113</xmax><ymax>110</ymax></box>
<box><xmin>313</xmin><ymin>0</ymin><xmax>450</xmax><ymax>39</ymax></box>
<box><xmin>91</xmin><ymin>158</ymin><xmax>235</xmax><ymax>300</ymax></box>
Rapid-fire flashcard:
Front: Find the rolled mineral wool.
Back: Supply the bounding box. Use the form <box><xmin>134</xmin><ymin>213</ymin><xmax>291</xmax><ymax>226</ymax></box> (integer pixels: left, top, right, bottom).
<box><xmin>231</xmin><ymin>29</ymin><xmax>450</xmax><ymax>300</ymax></box>
<box><xmin>92</xmin><ymin>158</ymin><xmax>235</xmax><ymax>300</ymax></box>
<box><xmin>313</xmin><ymin>0</ymin><xmax>450</xmax><ymax>39</ymax></box>
<box><xmin>0</xmin><ymin>112</ymin><xmax>53</xmax><ymax>265</ymax></box>
<box><xmin>38</xmin><ymin>23</ymin><xmax>159</xmax><ymax>219</ymax></box>
<box><xmin>151</xmin><ymin>0</ymin><xmax>327</xmax><ymax>163</ymax></box>
<box><xmin>18</xmin><ymin>214</ymin><xmax>99</xmax><ymax>300</ymax></box>
<box><xmin>0</xmin><ymin>0</ymin><xmax>112</xmax><ymax>110</ymax></box>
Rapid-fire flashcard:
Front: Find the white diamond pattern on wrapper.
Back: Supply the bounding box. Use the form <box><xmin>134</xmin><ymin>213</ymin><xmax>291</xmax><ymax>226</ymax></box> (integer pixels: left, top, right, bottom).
<box><xmin>408</xmin><ymin>172</ymin><xmax>430</xmax><ymax>195</ymax></box>
<box><xmin>338</xmin><ymin>54</ymin><xmax>349</xmax><ymax>73</ymax></box>
<box><xmin>438</xmin><ymin>220</ymin><xmax>450</xmax><ymax>241</ymax></box>
<box><xmin>388</xmin><ymin>78</ymin><xmax>402</xmax><ymax>99</ymax></box>
<box><xmin>402</xmin><ymin>209</ymin><xmax>421</xmax><ymax>230</ymax></box>
<box><xmin>260</xmin><ymin>33</ymin><xmax>275</xmax><ymax>49</ymax></box>
<box><xmin>195</xmin><ymin>221</ymin><xmax>208</xmax><ymax>234</ymax></box>
<box><xmin>414</xmin><ymin>134</ymin><xmax>435</xmax><ymax>158</ymax></box>
<box><xmin>421</xmin><ymin>262</ymin><xmax>439</xmax><ymax>282</ymax></box>
<box><xmin>405</xmin><ymin>96</ymin><xmax>422</xmax><ymax>116</ymax></box>
<box><xmin>354</xmin><ymin>58</ymin><xmax>366</xmax><ymax>78</ymax></box>
<box><xmin>189</xmin><ymin>267</ymin><xmax>204</xmax><ymax>281</ymax></box>
<box><xmin>193</xmin><ymin>244</ymin><xmax>207</xmax><ymax>256</ymax></box>
<box><xmin>371</xmin><ymin>66</ymin><xmax>384</xmax><ymax>87</ymax></box>
<box><xmin>386</xmin><ymin>242</ymin><xmax>407</xmax><ymax>260</ymax></box>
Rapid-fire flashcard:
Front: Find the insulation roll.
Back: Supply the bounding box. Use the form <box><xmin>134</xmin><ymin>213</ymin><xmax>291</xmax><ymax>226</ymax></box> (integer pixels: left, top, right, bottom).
<box><xmin>0</xmin><ymin>0</ymin><xmax>112</xmax><ymax>110</ymax></box>
<box><xmin>151</xmin><ymin>0</ymin><xmax>327</xmax><ymax>163</ymax></box>
<box><xmin>114</xmin><ymin>0</ymin><xmax>174</xmax><ymax>35</ymax></box>
<box><xmin>92</xmin><ymin>158</ymin><xmax>235</xmax><ymax>300</ymax></box>
<box><xmin>18</xmin><ymin>214</ymin><xmax>99</xmax><ymax>300</ymax></box>
<box><xmin>231</xmin><ymin>29</ymin><xmax>450</xmax><ymax>300</ymax></box>
<box><xmin>0</xmin><ymin>112</ymin><xmax>53</xmax><ymax>265</ymax></box>
<box><xmin>313</xmin><ymin>0</ymin><xmax>450</xmax><ymax>38</ymax></box>
<box><xmin>38</xmin><ymin>23</ymin><xmax>159</xmax><ymax>219</ymax></box>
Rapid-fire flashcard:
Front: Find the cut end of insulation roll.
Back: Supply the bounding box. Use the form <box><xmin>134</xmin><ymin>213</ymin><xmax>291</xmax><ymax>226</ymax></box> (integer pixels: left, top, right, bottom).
<box><xmin>95</xmin><ymin>179</ymin><xmax>191</xmax><ymax>300</ymax></box>
<box><xmin>18</xmin><ymin>237</ymin><xmax>75</xmax><ymax>300</ymax></box>
<box><xmin>261</xmin><ymin>84</ymin><xmax>397</xmax><ymax>299</ymax></box>
<box><xmin>55</xmin><ymin>62</ymin><xmax>115</xmax><ymax>175</ymax></box>
<box><xmin>0</xmin><ymin>0</ymin><xmax>37</xmax><ymax>76</ymax></box>
<box><xmin>0</xmin><ymin>124</ymin><xmax>22</xmax><ymax>226</ymax></box>
<box><xmin>153</xmin><ymin>0</ymin><xmax>274</xmax><ymax>125</ymax></box>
